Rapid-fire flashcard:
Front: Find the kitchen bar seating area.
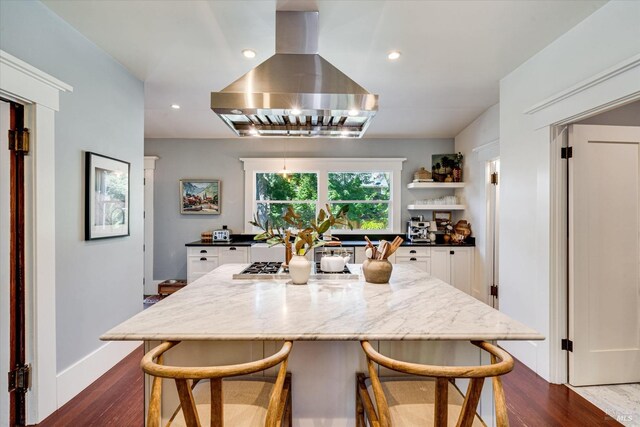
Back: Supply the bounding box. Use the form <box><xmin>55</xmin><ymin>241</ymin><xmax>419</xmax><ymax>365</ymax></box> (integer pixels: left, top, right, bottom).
<box><xmin>2</xmin><ymin>1</ymin><xmax>639</xmax><ymax>426</ymax></box>
<box><xmin>102</xmin><ymin>264</ymin><xmax>543</xmax><ymax>425</ymax></box>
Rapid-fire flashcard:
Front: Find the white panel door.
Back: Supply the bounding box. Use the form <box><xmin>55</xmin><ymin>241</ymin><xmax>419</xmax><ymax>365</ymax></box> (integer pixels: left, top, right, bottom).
<box><xmin>430</xmin><ymin>247</ymin><xmax>451</xmax><ymax>284</ymax></box>
<box><xmin>569</xmin><ymin>124</ymin><xmax>640</xmax><ymax>386</ymax></box>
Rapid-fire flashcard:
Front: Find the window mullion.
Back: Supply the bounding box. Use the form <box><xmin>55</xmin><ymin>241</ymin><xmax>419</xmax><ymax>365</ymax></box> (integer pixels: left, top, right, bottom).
<box><xmin>317</xmin><ymin>168</ymin><xmax>328</xmax><ymax>217</ymax></box>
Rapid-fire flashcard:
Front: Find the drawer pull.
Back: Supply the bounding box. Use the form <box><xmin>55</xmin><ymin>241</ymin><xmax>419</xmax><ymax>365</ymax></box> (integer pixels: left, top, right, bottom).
<box><xmin>229</xmin><ymin>247</ymin><xmax>237</xmax><ymax>251</ymax></box>
<box><xmin>200</xmin><ymin>250</ymin><xmax>207</xmax><ymax>254</ymax></box>
<box><xmin>410</xmin><ymin>257</ymin><xmax>417</xmax><ymax>261</ymax></box>
<box><xmin>450</xmin><ymin>250</ymin><xmax>455</xmax><ymax>255</ymax></box>
<box><xmin>200</xmin><ymin>257</ymin><xmax>207</xmax><ymax>261</ymax></box>
<box><xmin>410</xmin><ymin>250</ymin><xmax>417</xmax><ymax>254</ymax></box>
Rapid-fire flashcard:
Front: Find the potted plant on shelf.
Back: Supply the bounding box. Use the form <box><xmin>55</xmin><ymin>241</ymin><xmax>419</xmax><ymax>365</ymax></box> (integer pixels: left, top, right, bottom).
<box><xmin>249</xmin><ymin>204</ymin><xmax>351</xmax><ymax>284</ymax></box>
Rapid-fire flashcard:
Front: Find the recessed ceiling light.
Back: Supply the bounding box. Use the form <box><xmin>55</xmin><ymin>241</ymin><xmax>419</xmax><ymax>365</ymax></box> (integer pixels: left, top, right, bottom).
<box><xmin>348</xmin><ymin>109</ymin><xmax>359</xmax><ymax>116</ymax></box>
<box><xmin>242</xmin><ymin>49</ymin><xmax>256</xmax><ymax>59</ymax></box>
<box><xmin>387</xmin><ymin>51</ymin><xmax>401</xmax><ymax>60</ymax></box>
<box><xmin>170</xmin><ymin>104</ymin><xmax>181</xmax><ymax>109</ymax></box>
<box><xmin>290</xmin><ymin>108</ymin><xmax>301</xmax><ymax>115</ymax></box>
<box><xmin>230</xmin><ymin>109</ymin><xmax>243</xmax><ymax>115</ymax></box>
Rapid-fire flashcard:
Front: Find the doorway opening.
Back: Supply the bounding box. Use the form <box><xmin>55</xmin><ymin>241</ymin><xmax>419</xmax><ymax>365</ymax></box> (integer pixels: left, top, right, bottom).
<box><xmin>560</xmin><ymin>100</ymin><xmax>640</xmax><ymax>423</ymax></box>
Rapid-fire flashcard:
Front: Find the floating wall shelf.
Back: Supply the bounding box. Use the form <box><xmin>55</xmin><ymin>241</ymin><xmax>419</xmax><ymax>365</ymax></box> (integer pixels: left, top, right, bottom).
<box><xmin>407</xmin><ymin>182</ymin><xmax>465</xmax><ymax>189</ymax></box>
<box><xmin>407</xmin><ymin>204</ymin><xmax>466</xmax><ymax>211</ymax></box>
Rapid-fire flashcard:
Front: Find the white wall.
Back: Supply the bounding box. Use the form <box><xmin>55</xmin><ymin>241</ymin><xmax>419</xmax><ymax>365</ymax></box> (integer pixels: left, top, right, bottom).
<box><xmin>499</xmin><ymin>0</ymin><xmax>640</xmax><ymax>381</ymax></box>
<box><xmin>0</xmin><ymin>0</ymin><xmax>144</xmax><ymax>410</ymax></box>
<box><xmin>454</xmin><ymin>104</ymin><xmax>499</xmax><ymax>303</ymax></box>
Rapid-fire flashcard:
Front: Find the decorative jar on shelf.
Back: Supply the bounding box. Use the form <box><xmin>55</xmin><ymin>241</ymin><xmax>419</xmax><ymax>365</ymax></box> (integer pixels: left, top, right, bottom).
<box><xmin>362</xmin><ymin>259</ymin><xmax>393</xmax><ymax>284</ymax></box>
<box><xmin>453</xmin><ymin>167</ymin><xmax>463</xmax><ymax>182</ymax></box>
<box><xmin>289</xmin><ymin>255</ymin><xmax>311</xmax><ymax>285</ymax></box>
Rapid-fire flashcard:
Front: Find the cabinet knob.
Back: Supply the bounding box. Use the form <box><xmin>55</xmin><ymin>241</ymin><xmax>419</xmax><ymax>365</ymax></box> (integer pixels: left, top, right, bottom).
<box><xmin>200</xmin><ymin>250</ymin><xmax>207</xmax><ymax>253</ymax></box>
<box><xmin>200</xmin><ymin>257</ymin><xmax>207</xmax><ymax>261</ymax></box>
<box><xmin>450</xmin><ymin>250</ymin><xmax>455</xmax><ymax>255</ymax></box>
<box><xmin>410</xmin><ymin>250</ymin><xmax>417</xmax><ymax>254</ymax></box>
<box><xmin>229</xmin><ymin>247</ymin><xmax>237</xmax><ymax>251</ymax></box>
<box><xmin>410</xmin><ymin>257</ymin><xmax>417</xmax><ymax>261</ymax></box>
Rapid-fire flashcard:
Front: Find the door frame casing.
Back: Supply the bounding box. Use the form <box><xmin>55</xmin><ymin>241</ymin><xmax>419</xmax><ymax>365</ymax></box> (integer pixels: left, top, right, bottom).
<box><xmin>526</xmin><ymin>53</ymin><xmax>640</xmax><ymax>384</ymax></box>
<box><xmin>144</xmin><ymin>155</ymin><xmax>159</xmax><ymax>295</ymax></box>
<box><xmin>0</xmin><ymin>50</ymin><xmax>72</xmax><ymax>423</ymax></box>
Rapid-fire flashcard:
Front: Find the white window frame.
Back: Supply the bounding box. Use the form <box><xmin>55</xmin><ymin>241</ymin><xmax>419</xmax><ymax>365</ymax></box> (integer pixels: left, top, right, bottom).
<box><xmin>241</xmin><ymin>158</ymin><xmax>405</xmax><ymax>234</ymax></box>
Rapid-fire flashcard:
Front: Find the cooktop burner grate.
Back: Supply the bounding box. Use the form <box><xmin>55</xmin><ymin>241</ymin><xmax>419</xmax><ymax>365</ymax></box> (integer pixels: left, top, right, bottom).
<box><xmin>239</xmin><ymin>262</ymin><xmax>283</xmax><ymax>275</ymax></box>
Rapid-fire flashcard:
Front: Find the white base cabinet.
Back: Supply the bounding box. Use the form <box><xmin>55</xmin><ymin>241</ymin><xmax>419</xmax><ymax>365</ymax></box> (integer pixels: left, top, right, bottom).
<box><xmin>394</xmin><ymin>246</ymin><xmax>430</xmax><ymax>273</ymax></box>
<box><xmin>430</xmin><ymin>247</ymin><xmax>474</xmax><ymax>295</ymax></box>
<box><xmin>186</xmin><ymin>246</ymin><xmax>248</xmax><ymax>283</ymax></box>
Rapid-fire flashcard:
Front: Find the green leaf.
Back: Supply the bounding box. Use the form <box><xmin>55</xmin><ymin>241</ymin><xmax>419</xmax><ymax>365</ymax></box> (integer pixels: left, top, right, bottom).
<box><xmin>318</xmin><ymin>219</ymin><xmax>331</xmax><ymax>234</ymax></box>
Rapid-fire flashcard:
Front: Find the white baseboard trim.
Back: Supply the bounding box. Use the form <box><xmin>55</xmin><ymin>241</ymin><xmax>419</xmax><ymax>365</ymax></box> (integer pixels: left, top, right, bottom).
<box><xmin>56</xmin><ymin>340</ymin><xmax>141</xmax><ymax>408</ymax></box>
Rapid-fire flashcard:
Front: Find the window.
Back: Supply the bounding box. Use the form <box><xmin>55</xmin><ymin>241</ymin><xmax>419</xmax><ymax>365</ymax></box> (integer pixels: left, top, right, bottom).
<box><xmin>255</xmin><ymin>172</ymin><xmax>317</xmax><ymax>228</ymax></box>
<box><xmin>243</xmin><ymin>158</ymin><xmax>404</xmax><ymax>233</ymax></box>
<box><xmin>328</xmin><ymin>172</ymin><xmax>391</xmax><ymax>230</ymax></box>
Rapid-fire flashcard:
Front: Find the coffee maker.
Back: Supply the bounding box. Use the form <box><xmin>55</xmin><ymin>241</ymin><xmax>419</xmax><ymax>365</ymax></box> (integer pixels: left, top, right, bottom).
<box><xmin>406</xmin><ymin>216</ymin><xmax>431</xmax><ymax>243</ymax></box>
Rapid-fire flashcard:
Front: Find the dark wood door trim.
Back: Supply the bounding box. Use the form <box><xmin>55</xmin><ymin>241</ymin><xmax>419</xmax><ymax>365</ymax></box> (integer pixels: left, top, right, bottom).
<box><xmin>8</xmin><ymin>101</ymin><xmax>27</xmax><ymax>427</ymax></box>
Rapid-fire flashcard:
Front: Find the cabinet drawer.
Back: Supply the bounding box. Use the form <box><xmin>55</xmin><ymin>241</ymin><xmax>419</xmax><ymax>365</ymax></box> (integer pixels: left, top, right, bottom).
<box><xmin>395</xmin><ymin>256</ymin><xmax>431</xmax><ymax>273</ymax></box>
<box><xmin>395</xmin><ymin>247</ymin><xmax>430</xmax><ymax>257</ymax></box>
<box><xmin>187</xmin><ymin>256</ymin><xmax>219</xmax><ymax>276</ymax></box>
<box><xmin>220</xmin><ymin>246</ymin><xmax>249</xmax><ymax>264</ymax></box>
<box><xmin>187</xmin><ymin>247</ymin><xmax>220</xmax><ymax>257</ymax></box>
<box><xmin>219</xmin><ymin>246</ymin><xmax>248</xmax><ymax>255</ymax></box>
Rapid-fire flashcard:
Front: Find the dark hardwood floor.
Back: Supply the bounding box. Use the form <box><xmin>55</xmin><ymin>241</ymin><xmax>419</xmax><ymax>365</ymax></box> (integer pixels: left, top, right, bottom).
<box><xmin>35</xmin><ymin>347</ymin><xmax>621</xmax><ymax>426</ymax></box>
<box><xmin>35</xmin><ymin>347</ymin><xmax>144</xmax><ymax>427</ymax></box>
<box><xmin>503</xmin><ymin>358</ymin><xmax>622</xmax><ymax>426</ymax></box>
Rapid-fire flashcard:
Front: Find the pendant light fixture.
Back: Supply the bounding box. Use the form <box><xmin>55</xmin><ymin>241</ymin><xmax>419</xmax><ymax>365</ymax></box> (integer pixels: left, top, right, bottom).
<box><xmin>279</xmin><ymin>140</ymin><xmax>289</xmax><ymax>179</ymax></box>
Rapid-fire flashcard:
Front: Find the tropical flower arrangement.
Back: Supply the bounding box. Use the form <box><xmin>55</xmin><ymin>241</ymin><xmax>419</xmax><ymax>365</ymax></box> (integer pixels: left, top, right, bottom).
<box><xmin>249</xmin><ymin>204</ymin><xmax>352</xmax><ymax>255</ymax></box>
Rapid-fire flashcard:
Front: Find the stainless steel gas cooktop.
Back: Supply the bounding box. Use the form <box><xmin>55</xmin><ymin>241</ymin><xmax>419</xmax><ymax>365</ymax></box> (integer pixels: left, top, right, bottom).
<box><xmin>232</xmin><ymin>262</ymin><xmax>358</xmax><ymax>280</ymax></box>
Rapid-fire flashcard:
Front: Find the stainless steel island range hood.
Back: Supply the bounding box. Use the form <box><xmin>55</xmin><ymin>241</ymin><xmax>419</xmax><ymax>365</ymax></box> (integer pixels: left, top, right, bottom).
<box><xmin>211</xmin><ymin>11</ymin><xmax>378</xmax><ymax>138</ymax></box>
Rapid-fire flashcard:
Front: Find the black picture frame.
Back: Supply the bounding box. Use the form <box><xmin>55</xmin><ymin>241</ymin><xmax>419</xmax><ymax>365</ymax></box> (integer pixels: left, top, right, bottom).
<box><xmin>85</xmin><ymin>151</ymin><xmax>130</xmax><ymax>240</ymax></box>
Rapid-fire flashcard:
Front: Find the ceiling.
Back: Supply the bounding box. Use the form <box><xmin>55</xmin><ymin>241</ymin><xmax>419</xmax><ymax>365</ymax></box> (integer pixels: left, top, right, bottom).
<box><xmin>43</xmin><ymin>0</ymin><xmax>606</xmax><ymax>139</ymax></box>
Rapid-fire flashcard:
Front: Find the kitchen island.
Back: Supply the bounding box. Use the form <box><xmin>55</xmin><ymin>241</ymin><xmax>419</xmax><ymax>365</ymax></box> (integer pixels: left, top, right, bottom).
<box><xmin>103</xmin><ymin>264</ymin><xmax>543</xmax><ymax>426</ymax></box>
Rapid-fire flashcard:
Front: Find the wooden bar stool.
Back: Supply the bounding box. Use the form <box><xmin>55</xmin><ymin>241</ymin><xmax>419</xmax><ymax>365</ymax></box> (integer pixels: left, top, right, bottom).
<box><xmin>356</xmin><ymin>340</ymin><xmax>514</xmax><ymax>427</ymax></box>
<box><xmin>141</xmin><ymin>341</ymin><xmax>293</xmax><ymax>427</ymax></box>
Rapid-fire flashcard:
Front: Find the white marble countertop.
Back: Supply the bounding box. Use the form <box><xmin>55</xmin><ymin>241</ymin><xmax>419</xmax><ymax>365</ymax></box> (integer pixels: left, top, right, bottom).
<box><xmin>102</xmin><ymin>264</ymin><xmax>544</xmax><ymax>342</ymax></box>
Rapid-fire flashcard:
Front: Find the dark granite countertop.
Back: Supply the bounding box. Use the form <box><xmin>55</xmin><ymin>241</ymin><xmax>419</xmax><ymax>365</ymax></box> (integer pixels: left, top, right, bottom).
<box><xmin>186</xmin><ymin>234</ymin><xmax>475</xmax><ymax>247</ymax></box>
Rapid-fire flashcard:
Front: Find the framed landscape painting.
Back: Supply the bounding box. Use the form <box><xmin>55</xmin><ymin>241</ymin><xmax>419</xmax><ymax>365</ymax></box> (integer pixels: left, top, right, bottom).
<box><xmin>180</xmin><ymin>179</ymin><xmax>221</xmax><ymax>214</ymax></box>
<box><xmin>85</xmin><ymin>152</ymin><xmax>130</xmax><ymax>240</ymax></box>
